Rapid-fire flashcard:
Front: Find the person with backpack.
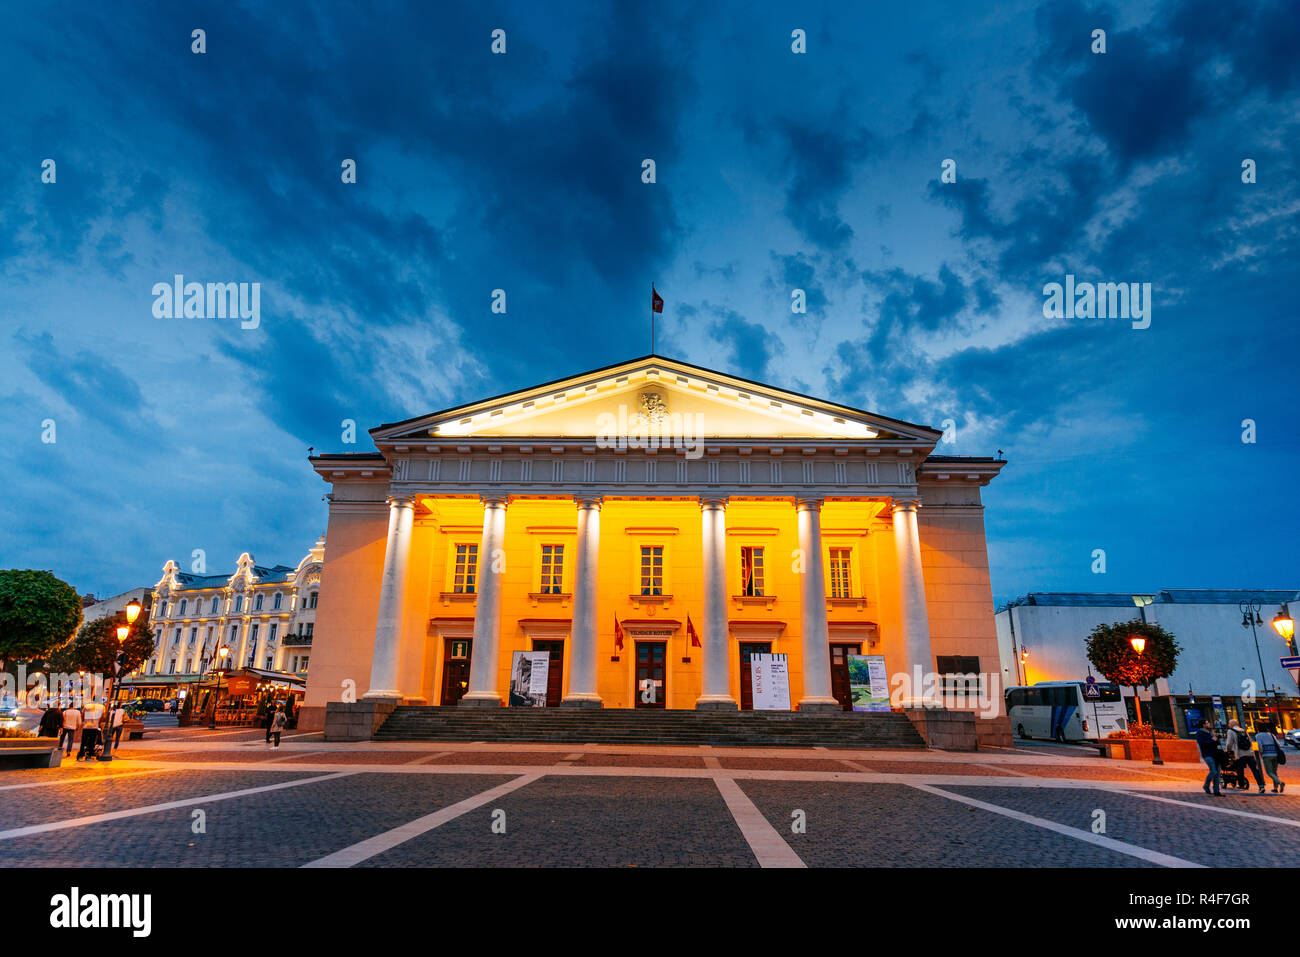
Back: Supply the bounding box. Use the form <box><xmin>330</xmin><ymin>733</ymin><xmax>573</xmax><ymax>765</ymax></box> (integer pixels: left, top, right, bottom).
<box><xmin>1256</xmin><ymin>722</ymin><xmax>1286</xmax><ymax>793</ymax></box>
<box><xmin>1228</xmin><ymin>720</ymin><xmax>1266</xmax><ymax>794</ymax></box>
<box><xmin>268</xmin><ymin>704</ymin><xmax>288</xmax><ymax>749</ymax></box>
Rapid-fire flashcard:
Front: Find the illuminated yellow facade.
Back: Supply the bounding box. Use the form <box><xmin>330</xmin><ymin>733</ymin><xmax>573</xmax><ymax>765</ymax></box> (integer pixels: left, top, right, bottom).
<box><xmin>300</xmin><ymin>356</ymin><xmax>1008</xmax><ymax>740</ymax></box>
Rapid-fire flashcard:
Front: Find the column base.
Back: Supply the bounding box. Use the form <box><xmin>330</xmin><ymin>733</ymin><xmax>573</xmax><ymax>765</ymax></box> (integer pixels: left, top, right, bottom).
<box><xmin>695</xmin><ymin>696</ymin><xmax>738</xmax><ymax>711</ymax></box>
<box><xmin>561</xmin><ymin>696</ymin><xmax>603</xmax><ymax>708</ymax></box>
<box><xmin>797</xmin><ymin>698</ymin><xmax>843</xmax><ymax>714</ymax></box>
<box><xmin>362</xmin><ymin>690</ymin><xmax>403</xmax><ymax>701</ymax></box>
<box><xmin>458</xmin><ymin>694</ymin><xmax>503</xmax><ymax>708</ymax></box>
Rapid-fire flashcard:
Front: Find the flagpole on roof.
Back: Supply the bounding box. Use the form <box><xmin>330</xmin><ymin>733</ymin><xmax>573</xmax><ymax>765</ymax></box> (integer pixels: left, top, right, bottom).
<box><xmin>651</xmin><ymin>283</ymin><xmax>655</xmax><ymax>354</ymax></box>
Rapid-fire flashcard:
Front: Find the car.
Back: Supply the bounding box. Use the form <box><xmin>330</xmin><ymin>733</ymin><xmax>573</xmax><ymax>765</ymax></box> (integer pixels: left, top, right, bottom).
<box><xmin>1285</xmin><ymin>729</ymin><xmax>1300</xmax><ymax>749</ymax></box>
<box><xmin>0</xmin><ymin>695</ymin><xmax>44</xmax><ymax>733</ymax></box>
<box><xmin>129</xmin><ymin>698</ymin><xmax>167</xmax><ymax>713</ymax></box>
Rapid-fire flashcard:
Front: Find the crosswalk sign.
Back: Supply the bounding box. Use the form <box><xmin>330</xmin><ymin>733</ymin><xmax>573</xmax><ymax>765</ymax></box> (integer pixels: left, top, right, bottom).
<box><xmin>1083</xmin><ymin>682</ymin><xmax>1100</xmax><ymax>700</ymax></box>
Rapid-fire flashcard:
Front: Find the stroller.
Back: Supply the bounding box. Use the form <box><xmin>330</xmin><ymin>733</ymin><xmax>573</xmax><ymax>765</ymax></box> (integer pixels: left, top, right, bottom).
<box><xmin>1214</xmin><ymin>748</ymin><xmax>1251</xmax><ymax>790</ymax></box>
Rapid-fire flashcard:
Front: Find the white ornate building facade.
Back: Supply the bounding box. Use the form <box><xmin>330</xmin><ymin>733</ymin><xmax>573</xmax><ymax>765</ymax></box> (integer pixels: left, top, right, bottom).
<box><xmin>138</xmin><ymin>540</ymin><xmax>325</xmax><ymax>684</ymax></box>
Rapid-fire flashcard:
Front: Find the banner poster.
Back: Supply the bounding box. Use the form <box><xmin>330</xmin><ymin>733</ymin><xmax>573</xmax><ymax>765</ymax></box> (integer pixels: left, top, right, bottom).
<box><xmin>750</xmin><ymin>653</ymin><xmax>791</xmax><ymax>710</ymax></box>
<box><xmin>508</xmin><ymin>651</ymin><xmax>550</xmax><ymax>707</ymax></box>
<box><xmin>849</xmin><ymin>654</ymin><xmax>892</xmax><ymax>711</ymax></box>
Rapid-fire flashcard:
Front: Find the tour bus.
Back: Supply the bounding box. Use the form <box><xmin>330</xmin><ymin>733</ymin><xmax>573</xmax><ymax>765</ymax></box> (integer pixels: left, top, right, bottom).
<box><xmin>1005</xmin><ymin>680</ymin><xmax>1127</xmax><ymax>742</ymax></box>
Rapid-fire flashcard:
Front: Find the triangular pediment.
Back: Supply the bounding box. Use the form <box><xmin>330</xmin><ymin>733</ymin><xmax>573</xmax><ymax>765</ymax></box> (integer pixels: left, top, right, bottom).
<box><xmin>372</xmin><ymin>356</ymin><xmax>937</xmax><ymax>444</ymax></box>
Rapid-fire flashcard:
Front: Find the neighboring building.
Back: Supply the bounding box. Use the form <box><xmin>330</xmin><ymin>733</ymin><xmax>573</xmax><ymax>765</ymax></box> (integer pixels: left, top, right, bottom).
<box><xmin>301</xmin><ymin>355</ymin><xmax>1009</xmax><ymax>743</ymax></box>
<box><xmin>995</xmin><ymin>590</ymin><xmax>1300</xmax><ymax>736</ymax></box>
<box><xmin>80</xmin><ymin>588</ymin><xmax>154</xmax><ymax>624</ymax></box>
<box><xmin>121</xmin><ymin>540</ymin><xmax>324</xmax><ymax>699</ymax></box>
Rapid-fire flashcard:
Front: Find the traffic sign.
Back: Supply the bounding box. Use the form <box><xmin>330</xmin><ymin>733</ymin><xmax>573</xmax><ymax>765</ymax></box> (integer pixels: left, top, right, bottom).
<box><xmin>1083</xmin><ymin>683</ymin><xmax>1100</xmax><ymax>699</ymax></box>
<box><xmin>1280</xmin><ymin>656</ymin><xmax>1300</xmax><ymax>668</ymax></box>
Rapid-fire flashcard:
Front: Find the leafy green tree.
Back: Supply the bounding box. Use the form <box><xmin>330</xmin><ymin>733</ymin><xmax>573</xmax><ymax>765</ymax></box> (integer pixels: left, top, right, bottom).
<box><xmin>0</xmin><ymin>569</ymin><xmax>83</xmax><ymax>673</ymax></box>
<box><xmin>50</xmin><ymin>614</ymin><xmax>155</xmax><ymax>677</ymax></box>
<box><xmin>1085</xmin><ymin>619</ymin><xmax>1181</xmax><ymax>724</ymax></box>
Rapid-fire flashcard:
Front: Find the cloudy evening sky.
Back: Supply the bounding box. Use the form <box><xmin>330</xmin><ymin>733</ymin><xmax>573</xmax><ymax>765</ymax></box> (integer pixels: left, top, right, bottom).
<box><xmin>2</xmin><ymin>0</ymin><xmax>1297</xmax><ymax>606</ymax></box>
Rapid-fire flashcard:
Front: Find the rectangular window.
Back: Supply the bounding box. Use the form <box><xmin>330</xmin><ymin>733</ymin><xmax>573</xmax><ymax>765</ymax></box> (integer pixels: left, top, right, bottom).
<box><xmin>829</xmin><ymin>548</ymin><xmax>853</xmax><ymax>598</ymax></box>
<box><xmin>273</xmin><ymin>593</ymin><xmax>282</xmax><ymax>610</ymax></box>
<box><xmin>639</xmin><ymin>546</ymin><xmax>664</xmax><ymax>596</ymax></box>
<box><xmin>189</xmin><ymin>627</ymin><xmax>198</xmax><ymax>643</ymax></box>
<box><xmin>301</xmin><ymin>656</ymin><xmax>309</xmax><ymax>672</ymax></box>
<box><xmin>255</xmin><ymin>593</ymin><xmax>264</xmax><ymax>611</ymax></box>
<box><xmin>269</xmin><ymin>623</ymin><xmax>278</xmax><ymax>642</ymax></box>
<box><xmin>184</xmin><ymin>658</ymin><xmax>192</xmax><ymax>673</ymax></box>
<box><xmin>305</xmin><ymin>623</ymin><xmax>313</xmax><ymax>637</ymax></box>
<box><xmin>453</xmin><ymin>544</ymin><xmax>479</xmax><ymax>594</ymax></box>
<box><xmin>168</xmin><ymin>659</ymin><xmax>176</xmax><ymax>675</ymax></box>
<box><xmin>740</xmin><ymin>547</ymin><xmax>765</xmax><ymax>597</ymax></box>
<box><xmin>291</xmin><ymin>656</ymin><xmax>298</xmax><ymax>672</ymax></box>
<box><xmin>540</xmin><ymin>544</ymin><xmax>564</xmax><ymax>594</ymax></box>
<box><xmin>173</xmin><ymin>629</ymin><xmax>181</xmax><ymax>646</ymax></box>
<box><xmin>266</xmin><ymin>655</ymin><xmax>273</xmax><ymax>669</ymax></box>
<box><xmin>309</xmin><ymin>591</ymin><xmax>318</xmax><ymax>609</ymax></box>
<box><xmin>251</xmin><ymin>623</ymin><xmax>259</xmax><ymax>643</ymax></box>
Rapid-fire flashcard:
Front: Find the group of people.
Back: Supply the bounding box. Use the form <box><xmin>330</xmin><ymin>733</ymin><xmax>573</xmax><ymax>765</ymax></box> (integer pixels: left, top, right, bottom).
<box><xmin>38</xmin><ymin>701</ymin><xmax>128</xmax><ymax>761</ymax></box>
<box><xmin>1195</xmin><ymin>718</ymin><xmax>1287</xmax><ymax>795</ymax></box>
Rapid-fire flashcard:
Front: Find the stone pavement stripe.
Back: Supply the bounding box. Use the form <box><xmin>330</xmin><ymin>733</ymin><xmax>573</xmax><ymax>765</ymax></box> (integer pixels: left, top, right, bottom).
<box><xmin>1099</xmin><ymin>787</ymin><xmax>1300</xmax><ymax>827</ymax></box>
<box><xmin>261</xmin><ymin>750</ymin><xmax>322</xmax><ymax>764</ymax></box>
<box><xmin>405</xmin><ymin>751</ymin><xmax>453</xmax><ymax>764</ymax></box>
<box><xmin>0</xmin><ymin>771</ymin><xmax>357</xmax><ymax>842</ymax></box>
<box><xmin>0</xmin><ymin>768</ymin><xmax>181</xmax><ymax>791</ymax></box>
<box><xmin>301</xmin><ymin>772</ymin><xmax>546</xmax><ymax>868</ymax></box>
<box><xmin>703</xmin><ymin>756</ymin><xmax>723</xmax><ymax>769</ymax></box>
<box><xmin>714</xmin><ymin>777</ymin><xmax>805</xmax><ymax>868</ymax></box>
<box><xmin>910</xmin><ymin>784</ymin><xmax>1204</xmax><ymax>868</ymax></box>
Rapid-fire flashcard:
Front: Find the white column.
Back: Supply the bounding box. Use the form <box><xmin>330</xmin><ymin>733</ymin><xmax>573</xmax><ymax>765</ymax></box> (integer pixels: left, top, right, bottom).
<box><xmin>795</xmin><ymin>496</ymin><xmax>840</xmax><ymax>712</ymax></box>
<box><xmin>363</xmin><ymin>495</ymin><xmax>415</xmax><ymax>699</ymax></box>
<box><xmin>893</xmin><ymin>497</ymin><xmax>937</xmax><ymax>707</ymax></box>
<box><xmin>563</xmin><ymin>494</ymin><xmax>603</xmax><ymax>707</ymax></box>
<box><xmin>461</xmin><ymin>493</ymin><xmax>509</xmax><ymax>707</ymax></box>
<box><xmin>696</xmin><ymin>495</ymin><xmax>737</xmax><ymax>710</ymax></box>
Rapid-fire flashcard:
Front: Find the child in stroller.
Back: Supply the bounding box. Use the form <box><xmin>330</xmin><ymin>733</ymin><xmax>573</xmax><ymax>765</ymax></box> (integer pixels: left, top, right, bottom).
<box><xmin>1215</xmin><ymin>747</ymin><xmax>1251</xmax><ymax>790</ymax></box>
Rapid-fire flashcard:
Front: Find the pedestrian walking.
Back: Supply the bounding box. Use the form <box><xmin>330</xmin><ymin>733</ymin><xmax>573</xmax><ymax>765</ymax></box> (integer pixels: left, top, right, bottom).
<box><xmin>268</xmin><ymin>705</ymin><xmax>288</xmax><ymax>749</ymax></box>
<box><xmin>109</xmin><ymin>702</ymin><xmax>127</xmax><ymax>749</ymax></box>
<box><xmin>60</xmin><ymin>702</ymin><xmax>82</xmax><ymax>756</ymax></box>
<box><xmin>1256</xmin><ymin>722</ymin><xmax>1286</xmax><ymax>793</ymax></box>
<box><xmin>262</xmin><ymin>704</ymin><xmax>275</xmax><ymax>744</ymax></box>
<box><xmin>77</xmin><ymin>711</ymin><xmax>102</xmax><ymax>761</ymax></box>
<box><xmin>38</xmin><ymin>704</ymin><xmax>63</xmax><ymax>739</ymax></box>
<box><xmin>1196</xmin><ymin>719</ymin><xmax>1222</xmax><ymax>796</ymax></box>
<box><xmin>1228</xmin><ymin>719</ymin><xmax>1266</xmax><ymax>793</ymax></box>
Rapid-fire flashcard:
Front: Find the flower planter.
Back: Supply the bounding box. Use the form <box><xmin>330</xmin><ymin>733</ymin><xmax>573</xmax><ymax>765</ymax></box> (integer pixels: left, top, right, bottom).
<box><xmin>1109</xmin><ymin>737</ymin><xmax>1201</xmax><ymax>762</ymax></box>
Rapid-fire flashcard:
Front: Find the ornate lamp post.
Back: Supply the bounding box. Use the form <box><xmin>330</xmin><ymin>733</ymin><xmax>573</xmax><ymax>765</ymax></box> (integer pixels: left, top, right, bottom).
<box><xmin>1273</xmin><ymin>603</ymin><xmax>1296</xmax><ymax>656</ymax></box>
<box><xmin>208</xmin><ymin>645</ymin><xmax>230</xmax><ymax>730</ymax></box>
<box><xmin>1241</xmin><ymin>599</ymin><xmax>1280</xmax><ymax>727</ymax></box>
<box><xmin>1129</xmin><ymin>635</ymin><xmax>1163</xmax><ymax>766</ymax></box>
<box><xmin>99</xmin><ymin>599</ymin><xmax>141</xmax><ymax>762</ymax></box>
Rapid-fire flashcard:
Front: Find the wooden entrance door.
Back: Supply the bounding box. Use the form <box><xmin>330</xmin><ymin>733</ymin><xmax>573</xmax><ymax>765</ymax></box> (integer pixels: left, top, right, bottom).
<box><xmin>440</xmin><ymin>638</ymin><xmax>472</xmax><ymax>706</ymax></box>
<box><xmin>634</xmin><ymin>642</ymin><xmax>667</xmax><ymax>708</ymax></box>
<box><xmin>829</xmin><ymin>643</ymin><xmax>862</xmax><ymax>711</ymax></box>
<box><xmin>738</xmin><ymin>642</ymin><xmax>772</xmax><ymax>711</ymax></box>
<box><xmin>532</xmin><ymin>640</ymin><xmax>565</xmax><ymax>707</ymax></box>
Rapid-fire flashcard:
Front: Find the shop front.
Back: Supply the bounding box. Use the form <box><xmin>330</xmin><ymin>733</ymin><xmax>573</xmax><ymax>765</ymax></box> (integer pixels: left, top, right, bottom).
<box><xmin>193</xmin><ymin>667</ymin><xmax>307</xmax><ymax>727</ymax></box>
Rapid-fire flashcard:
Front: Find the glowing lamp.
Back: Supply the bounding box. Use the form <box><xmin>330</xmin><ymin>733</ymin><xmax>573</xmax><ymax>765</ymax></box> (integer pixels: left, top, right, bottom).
<box><xmin>116</xmin><ymin>625</ymin><xmax>129</xmax><ymax>642</ymax></box>
<box><xmin>125</xmin><ymin>599</ymin><xmax>142</xmax><ymax>624</ymax></box>
<box><xmin>1130</xmin><ymin>636</ymin><xmax>1146</xmax><ymax>655</ymax></box>
<box><xmin>1273</xmin><ymin>610</ymin><xmax>1295</xmax><ymax>642</ymax></box>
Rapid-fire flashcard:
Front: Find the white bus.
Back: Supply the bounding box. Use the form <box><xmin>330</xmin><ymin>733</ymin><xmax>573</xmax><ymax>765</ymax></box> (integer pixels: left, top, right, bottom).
<box><xmin>1005</xmin><ymin>681</ymin><xmax>1127</xmax><ymax>742</ymax></box>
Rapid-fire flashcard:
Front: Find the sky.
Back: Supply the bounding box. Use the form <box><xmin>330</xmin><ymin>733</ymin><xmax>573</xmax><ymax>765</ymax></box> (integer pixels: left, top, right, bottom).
<box><xmin>2</xmin><ymin>0</ymin><xmax>1297</xmax><ymax>608</ymax></box>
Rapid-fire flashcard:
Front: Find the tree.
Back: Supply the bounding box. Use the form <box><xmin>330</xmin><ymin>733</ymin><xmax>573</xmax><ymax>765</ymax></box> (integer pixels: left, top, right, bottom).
<box><xmin>1085</xmin><ymin>619</ymin><xmax>1182</xmax><ymax>724</ymax></box>
<box><xmin>0</xmin><ymin>569</ymin><xmax>83</xmax><ymax>674</ymax></box>
<box><xmin>50</xmin><ymin>614</ymin><xmax>155</xmax><ymax>677</ymax></box>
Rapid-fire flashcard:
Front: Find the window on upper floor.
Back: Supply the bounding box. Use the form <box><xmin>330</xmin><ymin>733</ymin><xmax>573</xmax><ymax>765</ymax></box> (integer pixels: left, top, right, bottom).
<box><xmin>234</xmin><ymin>595</ymin><xmax>243</xmax><ymax>613</ymax></box>
<box><xmin>211</xmin><ymin>596</ymin><xmax>220</xmax><ymax>614</ymax></box>
<box><xmin>740</xmin><ymin>547</ymin><xmax>765</xmax><ymax>597</ymax></box>
<box><xmin>172</xmin><ymin>629</ymin><xmax>181</xmax><ymax>646</ymax></box>
<box><xmin>183</xmin><ymin>657</ymin><xmax>192</xmax><ymax>673</ymax></box>
<box><xmin>540</xmin><ymin>544</ymin><xmax>564</xmax><ymax>594</ymax></box>
<box><xmin>189</xmin><ymin>627</ymin><xmax>197</xmax><ymax>643</ymax></box>
<box><xmin>167</xmin><ymin>659</ymin><xmax>176</xmax><ymax>675</ymax></box>
<box><xmin>161</xmin><ymin>601</ymin><xmax>170</xmax><ymax>618</ymax></box>
<box><xmin>273</xmin><ymin>592</ymin><xmax>282</xmax><ymax>610</ymax></box>
<box><xmin>269</xmin><ymin>623</ymin><xmax>277</xmax><ymax>641</ymax></box>
<box><xmin>639</xmin><ymin>546</ymin><xmax>664</xmax><ymax>596</ymax></box>
<box><xmin>179</xmin><ymin>598</ymin><xmax>187</xmax><ymax>615</ymax></box>
<box><xmin>254</xmin><ymin>593</ymin><xmax>264</xmax><ymax>611</ymax></box>
<box><xmin>309</xmin><ymin>591</ymin><xmax>318</xmax><ymax>609</ymax></box>
<box><xmin>829</xmin><ymin>548</ymin><xmax>853</xmax><ymax>598</ymax></box>
<box><xmin>301</xmin><ymin>656</ymin><xmax>309</xmax><ymax>672</ymax></box>
<box><xmin>453</xmin><ymin>545</ymin><xmax>478</xmax><ymax>594</ymax></box>
<box><xmin>304</xmin><ymin>622</ymin><xmax>314</xmax><ymax>637</ymax></box>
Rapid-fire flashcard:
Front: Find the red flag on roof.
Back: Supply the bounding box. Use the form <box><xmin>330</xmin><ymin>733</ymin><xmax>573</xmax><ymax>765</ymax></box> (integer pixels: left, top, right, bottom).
<box><xmin>614</xmin><ymin>614</ymin><xmax>625</xmax><ymax>651</ymax></box>
<box><xmin>687</xmin><ymin>613</ymin><xmax>701</xmax><ymax>648</ymax></box>
<box><xmin>651</xmin><ymin>285</ymin><xmax>664</xmax><ymax>314</ymax></box>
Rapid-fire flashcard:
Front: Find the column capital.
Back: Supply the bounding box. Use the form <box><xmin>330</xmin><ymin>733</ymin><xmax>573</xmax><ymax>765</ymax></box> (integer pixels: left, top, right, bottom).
<box><xmin>794</xmin><ymin>495</ymin><xmax>825</xmax><ymax>511</ymax></box>
<box><xmin>892</xmin><ymin>497</ymin><xmax>921</xmax><ymax>514</ymax></box>
<box><xmin>699</xmin><ymin>494</ymin><xmax>729</xmax><ymax>511</ymax></box>
<box><xmin>386</xmin><ymin>493</ymin><xmax>417</xmax><ymax>508</ymax></box>
<box><xmin>480</xmin><ymin>492</ymin><xmax>510</xmax><ymax>508</ymax></box>
<box><xmin>574</xmin><ymin>493</ymin><xmax>603</xmax><ymax>509</ymax></box>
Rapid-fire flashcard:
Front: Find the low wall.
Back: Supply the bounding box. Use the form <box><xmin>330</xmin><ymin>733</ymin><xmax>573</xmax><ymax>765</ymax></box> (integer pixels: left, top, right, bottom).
<box><xmin>323</xmin><ymin>700</ymin><xmax>397</xmax><ymax>741</ymax></box>
<box><xmin>904</xmin><ymin>709</ymin><xmax>978</xmax><ymax>751</ymax></box>
<box><xmin>297</xmin><ymin>705</ymin><xmax>327</xmax><ymax>733</ymax></box>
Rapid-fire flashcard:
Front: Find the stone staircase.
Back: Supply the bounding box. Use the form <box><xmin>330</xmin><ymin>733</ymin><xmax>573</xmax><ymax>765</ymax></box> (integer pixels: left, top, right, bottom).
<box><xmin>373</xmin><ymin>706</ymin><xmax>927</xmax><ymax>749</ymax></box>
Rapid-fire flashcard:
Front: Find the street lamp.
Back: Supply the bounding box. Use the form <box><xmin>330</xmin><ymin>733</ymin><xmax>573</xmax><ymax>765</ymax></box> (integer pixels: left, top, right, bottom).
<box><xmin>1241</xmin><ymin>599</ymin><xmax>1280</xmax><ymax>727</ymax></box>
<box><xmin>1274</xmin><ymin>603</ymin><xmax>1296</xmax><ymax>656</ymax></box>
<box><xmin>1020</xmin><ymin>649</ymin><xmax>1029</xmax><ymax>685</ymax></box>
<box><xmin>98</xmin><ymin>618</ymin><xmax>133</xmax><ymax>762</ymax></box>
<box><xmin>208</xmin><ymin>645</ymin><xmax>230</xmax><ymax>730</ymax></box>
<box><xmin>1129</xmin><ymin>635</ymin><xmax>1163</xmax><ymax>766</ymax></box>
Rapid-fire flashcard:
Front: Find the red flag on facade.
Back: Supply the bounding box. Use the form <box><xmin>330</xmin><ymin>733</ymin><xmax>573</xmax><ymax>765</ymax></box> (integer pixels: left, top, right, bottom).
<box><xmin>614</xmin><ymin>614</ymin><xmax>625</xmax><ymax>651</ymax></box>
<box><xmin>651</xmin><ymin>285</ymin><xmax>664</xmax><ymax>314</ymax></box>
<box><xmin>687</xmin><ymin>613</ymin><xmax>701</xmax><ymax>648</ymax></box>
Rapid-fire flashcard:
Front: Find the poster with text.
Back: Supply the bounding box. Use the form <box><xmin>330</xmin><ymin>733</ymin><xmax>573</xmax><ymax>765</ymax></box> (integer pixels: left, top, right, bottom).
<box><xmin>751</xmin><ymin>653</ymin><xmax>791</xmax><ymax>710</ymax></box>
<box><xmin>509</xmin><ymin>651</ymin><xmax>550</xmax><ymax>707</ymax></box>
<box><xmin>849</xmin><ymin>654</ymin><xmax>892</xmax><ymax>711</ymax></box>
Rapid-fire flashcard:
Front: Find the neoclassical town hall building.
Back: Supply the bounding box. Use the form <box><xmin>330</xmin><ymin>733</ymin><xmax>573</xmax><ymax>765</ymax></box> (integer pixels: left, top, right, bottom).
<box><xmin>300</xmin><ymin>356</ymin><xmax>1008</xmax><ymax>742</ymax></box>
